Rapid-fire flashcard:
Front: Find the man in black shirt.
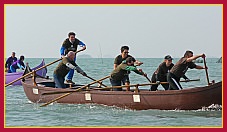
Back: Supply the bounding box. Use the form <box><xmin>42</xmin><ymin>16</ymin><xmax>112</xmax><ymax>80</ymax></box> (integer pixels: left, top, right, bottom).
<box><xmin>150</xmin><ymin>55</ymin><xmax>174</xmax><ymax>91</ymax></box>
<box><xmin>110</xmin><ymin>57</ymin><xmax>146</xmax><ymax>91</ymax></box>
<box><xmin>167</xmin><ymin>50</ymin><xmax>206</xmax><ymax>90</ymax></box>
<box><xmin>113</xmin><ymin>46</ymin><xmax>143</xmax><ymax>91</ymax></box>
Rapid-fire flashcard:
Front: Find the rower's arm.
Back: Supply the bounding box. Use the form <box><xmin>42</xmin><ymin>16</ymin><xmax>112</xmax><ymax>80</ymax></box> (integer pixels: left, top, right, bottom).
<box><xmin>65</xmin><ymin>63</ymin><xmax>84</xmax><ymax>73</ymax></box>
<box><xmin>187</xmin><ymin>54</ymin><xmax>205</xmax><ymax>62</ymax></box>
<box><xmin>17</xmin><ymin>63</ymin><xmax>25</xmax><ymax>69</ymax></box>
<box><xmin>125</xmin><ymin>66</ymin><xmax>144</xmax><ymax>75</ymax></box>
<box><xmin>60</xmin><ymin>46</ymin><xmax>65</xmax><ymax>57</ymax></box>
<box><xmin>196</xmin><ymin>65</ymin><xmax>206</xmax><ymax>69</ymax></box>
<box><xmin>114</xmin><ymin>64</ymin><xmax>118</xmax><ymax>69</ymax></box>
<box><xmin>76</xmin><ymin>41</ymin><xmax>86</xmax><ymax>53</ymax></box>
<box><xmin>135</xmin><ymin>60</ymin><xmax>143</xmax><ymax>66</ymax></box>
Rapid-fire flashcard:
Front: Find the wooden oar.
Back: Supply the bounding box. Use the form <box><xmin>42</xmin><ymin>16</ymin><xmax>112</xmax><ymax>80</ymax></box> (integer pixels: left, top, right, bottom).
<box><xmin>40</xmin><ymin>75</ymin><xmax>110</xmax><ymax>107</ymax></box>
<box><xmin>85</xmin><ymin>75</ymin><xmax>108</xmax><ymax>87</ymax></box>
<box><xmin>42</xmin><ymin>79</ymin><xmax>200</xmax><ymax>95</ymax></box>
<box><xmin>145</xmin><ymin>75</ymin><xmax>151</xmax><ymax>83</ymax></box>
<box><xmin>203</xmin><ymin>57</ymin><xmax>210</xmax><ymax>85</ymax></box>
<box><xmin>5</xmin><ymin>58</ymin><xmax>62</xmax><ymax>87</ymax></box>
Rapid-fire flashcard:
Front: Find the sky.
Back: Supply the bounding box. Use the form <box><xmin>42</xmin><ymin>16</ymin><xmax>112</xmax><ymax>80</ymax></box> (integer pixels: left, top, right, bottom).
<box><xmin>5</xmin><ymin>4</ymin><xmax>222</xmax><ymax>58</ymax></box>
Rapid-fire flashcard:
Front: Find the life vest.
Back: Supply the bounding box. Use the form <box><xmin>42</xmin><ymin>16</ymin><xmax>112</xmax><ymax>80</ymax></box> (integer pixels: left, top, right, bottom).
<box><xmin>62</xmin><ymin>38</ymin><xmax>80</xmax><ymax>55</ymax></box>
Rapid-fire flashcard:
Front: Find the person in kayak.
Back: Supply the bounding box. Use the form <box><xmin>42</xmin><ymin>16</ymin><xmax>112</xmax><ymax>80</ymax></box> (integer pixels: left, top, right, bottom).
<box><xmin>9</xmin><ymin>55</ymin><xmax>25</xmax><ymax>73</ymax></box>
<box><xmin>5</xmin><ymin>51</ymin><xmax>17</xmax><ymax>73</ymax></box>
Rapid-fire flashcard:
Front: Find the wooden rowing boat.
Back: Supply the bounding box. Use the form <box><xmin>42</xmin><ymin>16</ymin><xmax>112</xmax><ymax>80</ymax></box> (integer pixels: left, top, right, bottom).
<box><xmin>21</xmin><ymin>76</ymin><xmax>222</xmax><ymax>110</ymax></box>
<box><xmin>5</xmin><ymin>59</ymin><xmax>47</xmax><ymax>85</ymax></box>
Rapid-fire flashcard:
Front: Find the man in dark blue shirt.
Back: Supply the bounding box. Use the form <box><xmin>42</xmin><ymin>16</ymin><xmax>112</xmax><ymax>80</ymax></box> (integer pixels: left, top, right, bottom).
<box><xmin>5</xmin><ymin>52</ymin><xmax>17</xmax><ymax>73</ymax></box>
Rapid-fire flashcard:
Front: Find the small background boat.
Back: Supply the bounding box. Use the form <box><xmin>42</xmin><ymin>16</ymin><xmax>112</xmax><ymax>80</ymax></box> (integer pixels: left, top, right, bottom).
<box><xmin>216</xmin><ymin>57</ymin><xmax>222</xmax><ymax>63</ymax></box>
<box><xmin>5</xmin><ymin>59</ymin><xmax>47</xmax><ymax>85</ymax></box>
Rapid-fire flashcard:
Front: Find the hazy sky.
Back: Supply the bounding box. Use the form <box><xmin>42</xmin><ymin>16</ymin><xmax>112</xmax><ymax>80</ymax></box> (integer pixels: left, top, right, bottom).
<box><xmin>5</xmin><ymin>4</ymin><xmax>222</xmax><ymax>58</ymax></box>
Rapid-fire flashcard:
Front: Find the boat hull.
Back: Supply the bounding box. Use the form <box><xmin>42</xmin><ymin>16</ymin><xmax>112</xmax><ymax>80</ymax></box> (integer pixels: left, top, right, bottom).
<box><xmin>22</xmin><ymin>78</ymin><xmax>222</xmax><ymax>110</ymax></box>
<box><xmin>5</xmin><ymin>59</ymin><xmax>47</xmax><ymax>85</ymax></box>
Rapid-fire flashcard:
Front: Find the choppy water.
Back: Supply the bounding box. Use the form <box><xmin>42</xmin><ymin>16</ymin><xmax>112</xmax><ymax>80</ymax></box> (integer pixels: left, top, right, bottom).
<box><xmin>5</xmin><ymin>58</ymin><xmax>222</xmax><ymax>127</ymax></box>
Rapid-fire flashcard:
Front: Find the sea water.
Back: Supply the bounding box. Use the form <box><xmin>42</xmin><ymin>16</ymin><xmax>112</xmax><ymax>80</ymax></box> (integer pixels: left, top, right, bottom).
<box><xmin>5</xmin><ymin>58</ymin><xmax>222</xmax><ymax>127</ymax></box>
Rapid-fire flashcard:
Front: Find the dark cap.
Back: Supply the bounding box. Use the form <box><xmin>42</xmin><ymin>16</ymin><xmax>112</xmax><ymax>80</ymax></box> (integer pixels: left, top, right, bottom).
<box><xmin>164</xmin><ymin>55</ymin><xmax>173</xmax><ymax>60</ymax></box>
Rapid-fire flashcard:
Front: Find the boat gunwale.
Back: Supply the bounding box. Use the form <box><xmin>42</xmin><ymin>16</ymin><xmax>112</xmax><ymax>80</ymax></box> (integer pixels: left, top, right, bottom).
<box><xmin>22</xmin><ymin>78</ymin><xmax>222</xmax><ymax>96</ymax></box>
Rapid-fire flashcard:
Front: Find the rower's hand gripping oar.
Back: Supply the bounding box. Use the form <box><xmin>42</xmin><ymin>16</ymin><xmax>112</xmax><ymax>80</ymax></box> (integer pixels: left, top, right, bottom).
<box><xmin>40</xmin><ymin>75</ymin><xmax>110</xmax><ymax>107</ymax></box>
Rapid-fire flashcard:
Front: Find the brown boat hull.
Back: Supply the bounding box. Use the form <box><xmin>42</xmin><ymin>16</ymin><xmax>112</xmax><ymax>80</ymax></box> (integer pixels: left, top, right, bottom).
<box><xmin>22</xmin><ymin>78</ymin><xmax>222</xmax><ymax>110</ymax></box>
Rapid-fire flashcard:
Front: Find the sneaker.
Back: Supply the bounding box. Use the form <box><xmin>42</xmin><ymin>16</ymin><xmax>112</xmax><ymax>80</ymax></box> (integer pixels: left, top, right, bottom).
<box><xmin>66</xmin><ymin>80</ymin><xmax>75</xmax><ymax>84</ymax></box>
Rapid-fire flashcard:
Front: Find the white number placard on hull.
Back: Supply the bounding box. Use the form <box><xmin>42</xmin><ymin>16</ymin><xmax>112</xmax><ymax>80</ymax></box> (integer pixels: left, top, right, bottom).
<box><xmin>85</xmin><ymin>93</ymin><xmax>92</xmax><ymax>101</ymax></box>
<box><xmin>33</xmin><ymin>88</ymin><xmax>39</xmax><ymax>95</ymax></box>
<box><xmin>133</xmin><ymin>95</ymin><xmax>140</xmax><ymax>102</ymax></box>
